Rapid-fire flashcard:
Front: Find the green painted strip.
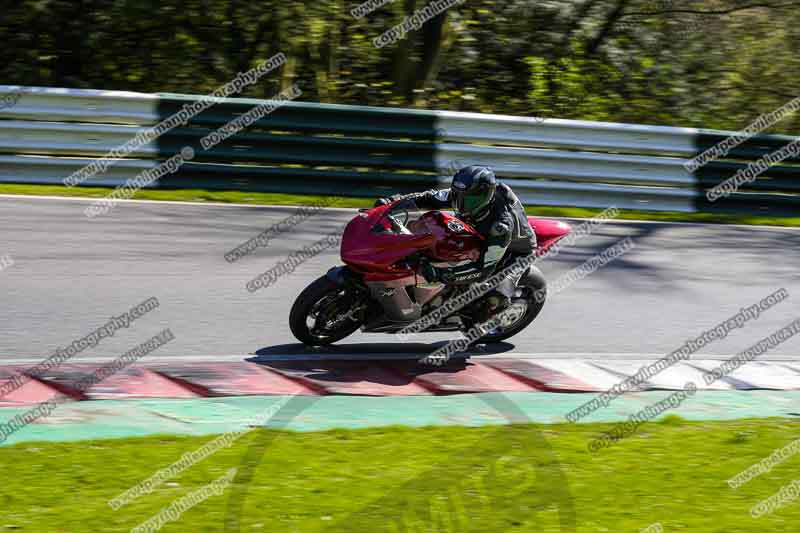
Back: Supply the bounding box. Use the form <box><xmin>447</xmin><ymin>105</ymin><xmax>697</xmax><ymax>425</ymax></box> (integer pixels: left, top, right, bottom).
<box><xmin>2</xmin><ymin>391</ymin><xmax>799</xmax><ymax>446</ymax></box>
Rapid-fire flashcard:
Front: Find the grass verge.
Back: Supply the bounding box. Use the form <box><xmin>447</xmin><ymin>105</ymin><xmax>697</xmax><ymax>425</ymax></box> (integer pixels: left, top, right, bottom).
<box><xmin>1</xmin><ymin>183</ymin><xmax>799</xmax><ymax>227</ymax></box>
<box><xmin>1</xmin><ymin>419</ymin><xmax>798</xmax><ymax>532</ymax></box>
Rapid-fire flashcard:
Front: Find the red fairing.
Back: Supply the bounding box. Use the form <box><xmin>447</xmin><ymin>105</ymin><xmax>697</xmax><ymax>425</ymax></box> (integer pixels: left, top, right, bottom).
<box><xmin>410</xmin><ymin>211</ymin><xmax>483</xmax><ymax>263</ymax></box>
<box><xmin>340</xmin><ymin>204</ymin><xmax>435</xmax><ymax>277</ymax></box>
<box><xmin>339</xmin><ymin>203</ymin><xmax>572</xmax><ymax>282</ymax></box>
<box><xmin>340</xmin><ymin>206</ymin><xmax>483</xmax><ymax>281</ymax></box>
<box><xmin>529</xmin><ymin>217</ymin><xmax>572</xmax><ymax>253</ymax></box>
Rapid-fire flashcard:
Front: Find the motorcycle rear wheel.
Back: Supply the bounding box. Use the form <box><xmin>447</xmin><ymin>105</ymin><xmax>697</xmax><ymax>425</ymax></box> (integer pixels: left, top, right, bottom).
<box><xmin>289</xmin><ymin>276</ymin><xmax>363</xmax><ymax>346</ymax></box>
<box><xmin>477</xmin><ymin>266</ymin><xmax>546</xmax><ymax>343</ymax></box>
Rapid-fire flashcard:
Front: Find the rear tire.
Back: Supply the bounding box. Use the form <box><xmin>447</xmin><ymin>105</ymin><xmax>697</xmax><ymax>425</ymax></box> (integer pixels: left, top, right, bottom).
<box><xmin>477</xmin><ymin>266</ymin><xmax>546</xmax><ymax>343</ymax></box>
<box><xmin>289</xmin><ymin>276</ymin><xmax>363</xmax><ymax>346</ymax></box>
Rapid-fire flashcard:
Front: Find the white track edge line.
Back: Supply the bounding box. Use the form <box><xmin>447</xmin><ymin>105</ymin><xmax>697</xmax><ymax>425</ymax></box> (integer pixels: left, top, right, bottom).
<box><xmin>1</xmin><ymin>193</ymin><xmax>798</xmax><ymax>230</ymax></box>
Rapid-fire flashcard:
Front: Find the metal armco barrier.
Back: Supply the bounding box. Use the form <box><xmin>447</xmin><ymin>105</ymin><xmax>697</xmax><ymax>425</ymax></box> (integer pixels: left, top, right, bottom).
<box><xmin>0</xmin><ymin>85</ymin><xmax>798</xmax><ymax>213</ymax></box>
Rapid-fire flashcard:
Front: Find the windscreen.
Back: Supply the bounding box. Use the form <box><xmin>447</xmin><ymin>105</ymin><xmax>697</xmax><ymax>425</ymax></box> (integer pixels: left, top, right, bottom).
<box><xmin>373</xmin><ymin>199</ymin><xmax>428</xmax><ymax>235</ymax></box>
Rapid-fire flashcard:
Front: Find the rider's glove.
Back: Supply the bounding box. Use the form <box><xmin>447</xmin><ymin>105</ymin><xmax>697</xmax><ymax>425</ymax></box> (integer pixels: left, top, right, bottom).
<box><xmin>421</xmin><ymin>261</ymin><xmax>440</xmax><ymax>283</ymax></box>
<box><xmin>374</xmin><ymin>194</ymin><xmax>402</xmax><ymax>207</ymax></box>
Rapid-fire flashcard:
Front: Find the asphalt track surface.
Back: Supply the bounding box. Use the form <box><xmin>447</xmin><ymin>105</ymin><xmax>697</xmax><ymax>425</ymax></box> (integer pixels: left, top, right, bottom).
<box><xmin>1</xmin><ymin>195</ymin><xmax>799</xmax><ymax>363</ymax></box>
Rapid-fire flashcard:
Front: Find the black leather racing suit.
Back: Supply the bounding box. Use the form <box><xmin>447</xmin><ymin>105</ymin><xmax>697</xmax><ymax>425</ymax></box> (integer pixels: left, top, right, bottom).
<box><xmin>396</xmin><ymin>183</ymin><xmax>537</xmax><ymax>284</ymax></box>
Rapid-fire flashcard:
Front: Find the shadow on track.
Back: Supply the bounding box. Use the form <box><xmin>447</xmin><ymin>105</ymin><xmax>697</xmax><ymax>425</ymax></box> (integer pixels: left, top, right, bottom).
<box><xmin>251</xmin><ymin>341</ymin><xmax>517</xmax><ymax>360</ymax></box>
<box><xmin>246</xmin><ymin>342</ymin><xmax>519</xmax><ymax>392</ymax></box>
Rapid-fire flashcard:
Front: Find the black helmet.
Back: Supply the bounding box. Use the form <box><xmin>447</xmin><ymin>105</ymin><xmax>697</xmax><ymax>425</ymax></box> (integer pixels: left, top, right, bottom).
<box><xmin>450</xmin><ymin>165</ymin><xmax>496</xmax><ymax>219</ymax></box>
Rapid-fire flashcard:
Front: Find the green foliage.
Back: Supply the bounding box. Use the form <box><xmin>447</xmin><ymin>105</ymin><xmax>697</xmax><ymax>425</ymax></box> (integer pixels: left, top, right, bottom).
<box><xmin>658</xmin><ymin>414</ymin><xmax>687</xmax><ymax>425</ymax></box>
<box><xmin>0</xmin><ymin>0</ymin><xmax>798</xmax><ymax>131</ymax></box>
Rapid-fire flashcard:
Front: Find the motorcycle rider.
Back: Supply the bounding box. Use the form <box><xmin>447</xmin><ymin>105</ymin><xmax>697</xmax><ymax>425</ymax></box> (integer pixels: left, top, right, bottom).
<box><xmin>375</xmin><ymin>165</ymin><xmax>537</xmax><ymax>318</ymax></box>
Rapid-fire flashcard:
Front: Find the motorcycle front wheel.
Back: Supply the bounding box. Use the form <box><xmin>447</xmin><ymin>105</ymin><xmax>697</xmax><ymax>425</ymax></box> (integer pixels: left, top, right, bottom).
<box><xmin>289</xmin><ymin>275</ymin><xmax>364</xmax><ymax>346</ymax></box>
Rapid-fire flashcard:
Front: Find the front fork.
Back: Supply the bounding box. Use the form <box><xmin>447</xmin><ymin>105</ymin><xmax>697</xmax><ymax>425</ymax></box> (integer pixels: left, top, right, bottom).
<box><xmin>323</xmin><ymin>266</ymin><xmax>372</xmax><ymax>326</ymax></box>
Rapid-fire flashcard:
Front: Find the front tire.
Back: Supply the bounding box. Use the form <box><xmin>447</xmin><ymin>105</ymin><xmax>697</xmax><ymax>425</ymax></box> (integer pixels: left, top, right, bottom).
<box><xmin>289</xmin><ymin>276</ymin><xmax>363</xmax><ymax>346</ymax></box>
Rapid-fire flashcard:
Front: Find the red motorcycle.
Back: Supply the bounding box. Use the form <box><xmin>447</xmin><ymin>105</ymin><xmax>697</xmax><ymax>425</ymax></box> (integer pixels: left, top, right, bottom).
<box><xmin>290</xmin><ymin>198</ymin><xmax>572</xmax><ymax>346</ymax></box>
